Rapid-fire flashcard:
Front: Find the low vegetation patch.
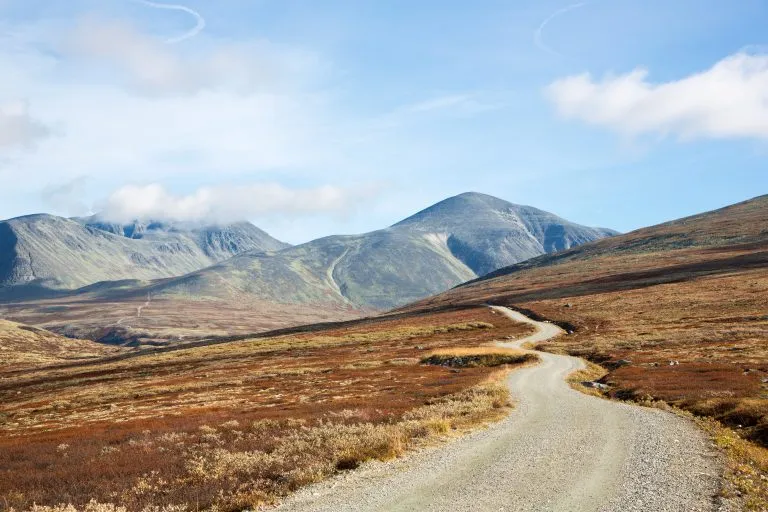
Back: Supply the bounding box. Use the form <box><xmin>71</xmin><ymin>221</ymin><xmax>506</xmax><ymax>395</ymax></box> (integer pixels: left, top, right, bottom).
<box><xmin>565</xmin><ymin>361</ymin><xmax>609</xmax><ymax>397</ymax></box>
<box><xmin>2</xmin><ymin>376</ymin><xmax>510</xmax><ymax>512</ymax></box>
<box><xmin>421</xmin><ymin>347</ymin><xmax>537</xmax><ymax>368</ymax></box>
<box><xmin>698</xmin><ymin>415</ymin><xmax>768</xmax><ymax>511</ymax></box>
<box><xmin>0</xmin><ymin>308</ymin><xmax>531</xmax><ymax>511</ymax></box>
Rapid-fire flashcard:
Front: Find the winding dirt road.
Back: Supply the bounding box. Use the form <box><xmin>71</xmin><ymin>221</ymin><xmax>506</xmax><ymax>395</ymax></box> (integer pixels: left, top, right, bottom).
<box><xmin>278</xmin><ymin>306</ymin><xmax>724</xmax><ymax>511</ymax></box>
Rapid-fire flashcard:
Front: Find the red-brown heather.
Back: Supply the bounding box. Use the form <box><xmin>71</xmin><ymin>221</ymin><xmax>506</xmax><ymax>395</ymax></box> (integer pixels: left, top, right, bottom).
<box><xmin>0</xmin><ymin>308</ymin><xmax>534</xmax><ymax>511</ymax></box>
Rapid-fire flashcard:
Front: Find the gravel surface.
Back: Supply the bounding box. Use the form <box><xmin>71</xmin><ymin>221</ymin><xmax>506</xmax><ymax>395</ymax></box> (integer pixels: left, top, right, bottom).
<box><xmin>276</xmin><ymin>307</ymin><xmax>725</xmax><ymax>512</ymax></box>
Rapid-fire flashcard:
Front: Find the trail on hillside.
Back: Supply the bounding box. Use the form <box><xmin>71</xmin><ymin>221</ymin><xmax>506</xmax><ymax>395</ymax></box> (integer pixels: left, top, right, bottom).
<box><xmin>116</xmin><ymin>292</ymin><xmax>152</xmax><ymax>327</ymax></box>
<box><xmin>278</xmin><ymin>306</ymin><xmax>723</xmax><ymax>511</ymax></box>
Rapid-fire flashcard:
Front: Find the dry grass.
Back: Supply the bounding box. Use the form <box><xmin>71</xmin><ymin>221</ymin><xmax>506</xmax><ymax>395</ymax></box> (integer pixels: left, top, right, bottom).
<box><xmin>0</xmin><ymin>320</ymin><xmax>120</xmax><ymax>370</ymax></box>
<box><xmin>421</xmin><ymin>347</ymin><xmax>537</xmax><ymax>368</ymax></box>
<box><xmin>0</xmin><ymin>307</ymin><xmax>530</xmax><ymax>511</ymax></box>
<box><xmin>0</xmin><ymin>296</ymin><xmax>367</xmax><ymax>346</ymax></box>
<box><xmin>565</xmin><ymin>361</ymin><xmax>609</xmax><ymax>397</ymax></box>
<box><xmin>6</xmin><ymin>375</ymin><xmax>510</xmax><ymax>512</ymax></box>
<box><xmin>699</xmin><ymin>415</ymin><xmax>768</xmax><ymax>510</ymax></box>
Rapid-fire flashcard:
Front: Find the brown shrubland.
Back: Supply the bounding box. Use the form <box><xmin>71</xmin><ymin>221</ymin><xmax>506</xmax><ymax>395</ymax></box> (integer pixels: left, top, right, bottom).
<box><xmin>0</xmin><ymin>308</ymin><xmax>532</xmax><ymax>511</ymax></box>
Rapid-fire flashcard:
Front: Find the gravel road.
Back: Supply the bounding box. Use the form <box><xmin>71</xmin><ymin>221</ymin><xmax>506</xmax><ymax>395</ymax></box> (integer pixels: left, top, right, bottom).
<box><xmin>277</xmin><ymin>306</ymin><xmax>724</xmax><ymax>511</ymax></box>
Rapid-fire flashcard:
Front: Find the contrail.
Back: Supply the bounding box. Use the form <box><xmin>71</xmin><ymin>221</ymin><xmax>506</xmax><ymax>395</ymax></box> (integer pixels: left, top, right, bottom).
<box><xmin>534</xmin><ymin>2</ymin><xmax>589</xmax><ymax>58</ymax></box>
<box><xmin>133</xmin><ymin>0</ymin><xmax>206</xmax><ymax>43</ymax></box>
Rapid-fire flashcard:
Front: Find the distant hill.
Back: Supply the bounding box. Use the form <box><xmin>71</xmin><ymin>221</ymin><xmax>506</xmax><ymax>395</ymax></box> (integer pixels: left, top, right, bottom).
<box><xmin>0</xmin><ymin>214</ymin><xmax>288</xmax><ymax>291</ymax></box>
<box><xmin>0</xmin><ymin>319</ymin><xmax>120</xmax><ymax>370</ymax></box>
<box><xmin>123</xmin><ymin>192</ymin><xmax>617</xmax><ymax>310</ymax></box>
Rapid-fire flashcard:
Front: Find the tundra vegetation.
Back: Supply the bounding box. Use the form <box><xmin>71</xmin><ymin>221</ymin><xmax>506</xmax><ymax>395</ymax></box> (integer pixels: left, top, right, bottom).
<box><xmin>406</xmin><ymin>194</ymin><xmax>768</xmax><ymax>509</ymax></box>
<box><xmin>0</xmin><ymin>308</ymin><xmax>534</xmax><ymax>511</ymax></box>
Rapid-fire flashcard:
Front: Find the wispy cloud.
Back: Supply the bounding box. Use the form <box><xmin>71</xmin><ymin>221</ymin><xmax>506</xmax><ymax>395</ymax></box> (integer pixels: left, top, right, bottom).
<box><xmin>133</xmin><ymin>0</ymin><xmax>206</xmax><ymax>44</ymax></box>
<box><xmin>533</xmin><ymin>2</ymin><xmax>589</xmax><ymax>58</ymax></box>
<box><xmin>403</xmin><ymin>93</ymin><xmax>507</xmax><ymax>116</ymax></box>
<box><xmin>546</xmin><ymin>52</ymin><xmax>768</xmax><ymax>140</ymax></box>
<box><xmin>98</xmin><ymin>183</ymin><xmax>379</xmax><ymax>223</ymax></box>
<box><xmin>67</xmin><ymin>17</ymin><xmax>321</xmax><ymax>96</ymax></box>
<box><xmin>0</xmin><ymin>100</ymin><xmax>50</xmax><ymax>150</ymax></box>
<box><xmin>41</xmin><ymin>176</ymin><xmax>91</xmax><ymax>216</ymax></box>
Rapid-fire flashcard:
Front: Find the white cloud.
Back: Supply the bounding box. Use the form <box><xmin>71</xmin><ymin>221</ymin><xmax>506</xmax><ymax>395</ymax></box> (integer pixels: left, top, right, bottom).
<box><xmin>0</xmin><ymin>15</ymin><xmax>338</xmax><ymax>182</ymax></box>
<box><xmin>68</xmin><ymin>17</ymin><xmax>322</xmax><ymax>96</ymax></box>
<box><xmin>99</xmin><ymin>183</ymin><xmax>372</xmax><ymax>223</ymax></box>
<box><xmin>41</xmin><ymin>176</ymin><xmax>91</xmax><ymax>216</ymax></box>
<box><xmin>546</xmin><ymin>52</ymin><xmax>768</xmax><ymax>140</ymax></box>
<box><xmin>0</xmin><ymin>100</ymin><xmax>49</xmax><ymax>149</ymax></box>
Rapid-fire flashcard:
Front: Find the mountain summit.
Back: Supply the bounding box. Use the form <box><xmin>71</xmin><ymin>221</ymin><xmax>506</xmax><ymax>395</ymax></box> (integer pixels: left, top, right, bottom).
<box><xmin>393</xmin><ymin>192</ymin><xmax>617</xmax><ymax>275</ymax></box>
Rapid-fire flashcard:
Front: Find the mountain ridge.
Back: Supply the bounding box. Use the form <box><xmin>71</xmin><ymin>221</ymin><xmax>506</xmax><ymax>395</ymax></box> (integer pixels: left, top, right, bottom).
<box><xmin>0</xmin><ymin>214</ymin><xmax>288</xmax><ymax>290</ymax></box>
<box><xmin>94</xmin><ymin>192</ymin><xmax>618</xmax><ymax>310</ymax></box>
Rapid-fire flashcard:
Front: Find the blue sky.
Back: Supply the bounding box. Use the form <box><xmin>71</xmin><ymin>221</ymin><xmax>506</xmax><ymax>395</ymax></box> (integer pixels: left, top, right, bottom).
<box><xmin>0</xmin><ymin>0</ymin><xmax>766</xmax><ymax>243</ymax></box>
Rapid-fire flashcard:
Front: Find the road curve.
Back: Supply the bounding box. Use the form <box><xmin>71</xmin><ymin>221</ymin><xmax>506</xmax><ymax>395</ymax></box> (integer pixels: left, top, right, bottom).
<box><xmin>278</xmin><ymin>306</ymin><xmax>723</xmax><ymax>512</ymax></box>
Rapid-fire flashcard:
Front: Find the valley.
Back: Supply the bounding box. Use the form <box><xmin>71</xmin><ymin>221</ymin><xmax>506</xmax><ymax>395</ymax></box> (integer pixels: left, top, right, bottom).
<box><xmin>0</xmin><ymin>193</ymin><xmax>614</xmax><ymax>344</ymax></box>
<box><xmin>1</xmin><ymin>193</ymin><xmax>766</xmax><ymax>511</ymax></box>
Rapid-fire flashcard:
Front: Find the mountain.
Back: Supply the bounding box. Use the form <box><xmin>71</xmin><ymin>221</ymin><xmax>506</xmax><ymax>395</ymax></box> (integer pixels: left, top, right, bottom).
<box><xmin>392</xmin><ymin>192</ymin><xmax>618</xmax><ymax>276</ymax></box>
<box><xmin>75</xmin><ymin>216</ymin><xmax>290</xmax><ymax>261</ymax></box>
<box><xmin>0</xmin><ymin>214</ymin><xmax>288</xmax><ymax>291</ymax></box>
<box><xmin>130</xmin><ymin>192</ymin><xmax>618</xmax><ymax>310</ymax></box>
<box><xmin>405</xmin><ymin>194</ymin><xmax>768</xmax><ymax>310</ymax></box>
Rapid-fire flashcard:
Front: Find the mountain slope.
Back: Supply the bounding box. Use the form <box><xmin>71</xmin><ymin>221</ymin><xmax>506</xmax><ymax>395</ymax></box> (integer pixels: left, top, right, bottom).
<box><xmin>0</xmin><ymin>214</ymin><xmax>288</xmax><ymax>291</ymax></box>
<box><xmin>76</xmin><ymin>216</ymin><xmax>289</xmax><ymax>260</ymax></box>
<box><xmin>394</xmin><ymin>192</ymin><xmax>618</xmax><ymax>275</ymax></box>
<box><xmin>0</xmin><ymin>319</ymin><xmax>120</xmax><ymax>370</ymax></box>
<box><xmin>407</xmin><ymin>194</ymin><xmax>768</xmax><ymax>309</ymax></box>
<box><xmin>134</xmin><ymin>192</ymin><xmax>617</xmax><ymax>310</ymax></box>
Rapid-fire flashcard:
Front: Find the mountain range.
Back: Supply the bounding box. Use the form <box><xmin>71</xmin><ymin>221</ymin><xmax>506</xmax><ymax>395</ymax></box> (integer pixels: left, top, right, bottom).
<box><xmin>0</xmin><ymin>193</ymin><xmax>616</xmax><ymax>310</ymax></box>
<box><xmin>0</xmin><ymin>192</ymin><xmax>618</xmax><ymax>342</ymax></box>
<box><xmin>0</xmin><ymin>215</ymin><xmax>288</xmax><ymax>291</ymax></box>
<box><xmin>129</xmin><ymin>192</ymin><xmax>617</xmax><ymax>310</ymax></box>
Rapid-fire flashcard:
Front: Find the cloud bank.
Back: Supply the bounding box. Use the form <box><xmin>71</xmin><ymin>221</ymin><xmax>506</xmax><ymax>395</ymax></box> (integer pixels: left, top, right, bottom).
<box><xmin>99</xmin><ymin>183</ymin><xmax>370</xmax><ymax>224</ymax></box>
<box><xmin>546</xmin><ymin>52</ymin><xmax>768</xmax><ymax>140</ymax></box>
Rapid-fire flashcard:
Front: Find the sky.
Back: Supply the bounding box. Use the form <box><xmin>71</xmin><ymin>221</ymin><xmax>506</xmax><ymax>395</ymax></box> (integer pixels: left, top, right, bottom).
<box><xmin>0</xmin><ymin>0</ymin><xmax>767</xmax><ymax>244</ymax></box>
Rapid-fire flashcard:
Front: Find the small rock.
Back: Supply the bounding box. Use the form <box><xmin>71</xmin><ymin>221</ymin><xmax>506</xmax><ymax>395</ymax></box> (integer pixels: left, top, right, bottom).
<box><xmin>668</xmin><ymin>360</ymin><xmax>679</xmax><ymax>366</ymax></box>
<box><xmin>563</xmin><ymin>303</ymin><xmax>573</xmax><ymax>308</ymax></box>
<box><xmin>615</xmin><ymin>359</ymin><xmax>632</xmax><ymax>367</ymax></box>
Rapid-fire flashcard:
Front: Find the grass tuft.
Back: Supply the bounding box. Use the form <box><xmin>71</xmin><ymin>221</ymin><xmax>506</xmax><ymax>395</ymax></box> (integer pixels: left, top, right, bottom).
<box><xmin>421</xmin><ymin>347</ymin><xmax>537</xmax><ymax>368</ymax></box>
